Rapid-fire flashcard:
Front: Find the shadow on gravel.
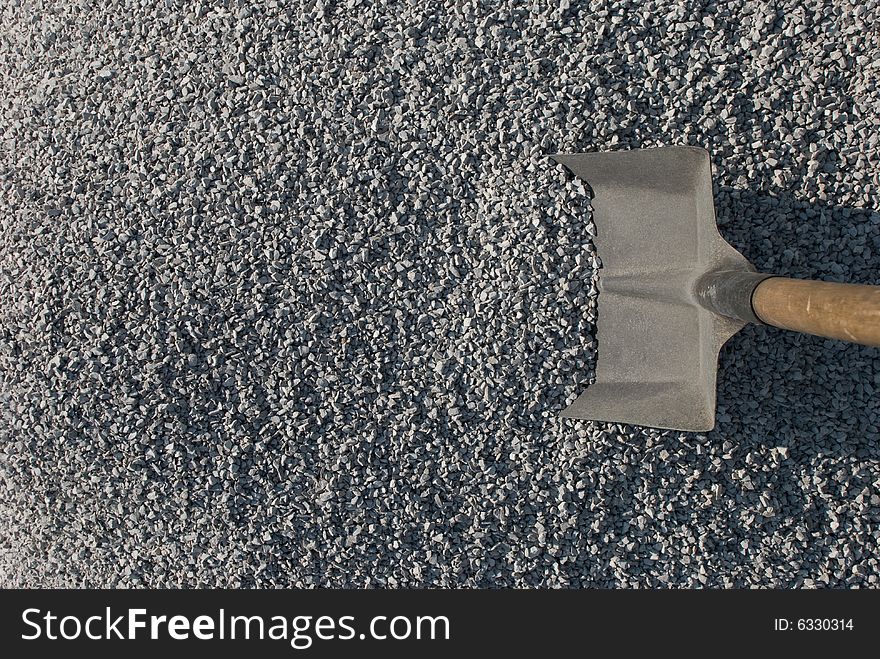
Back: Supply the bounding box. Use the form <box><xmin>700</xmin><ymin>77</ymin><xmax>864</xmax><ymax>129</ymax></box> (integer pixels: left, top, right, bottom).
<box><xmin>711</xmin><ymin>188</ymin><xmax>880</xmax><ymax>458</ymax></box>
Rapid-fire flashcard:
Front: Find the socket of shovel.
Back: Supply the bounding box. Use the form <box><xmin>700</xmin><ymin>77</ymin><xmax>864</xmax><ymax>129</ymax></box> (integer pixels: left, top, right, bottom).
<box><xmin>553</xmin><ymin>146</ymin><xmax>880</xmax><ymax>432</ymax></box>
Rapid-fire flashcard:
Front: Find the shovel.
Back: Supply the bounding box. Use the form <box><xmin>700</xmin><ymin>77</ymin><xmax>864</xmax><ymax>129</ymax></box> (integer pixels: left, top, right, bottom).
<box><xmin>553</xmin><ymin>146</ymin><xmax>880</xmax><ymax>432</ymax></box>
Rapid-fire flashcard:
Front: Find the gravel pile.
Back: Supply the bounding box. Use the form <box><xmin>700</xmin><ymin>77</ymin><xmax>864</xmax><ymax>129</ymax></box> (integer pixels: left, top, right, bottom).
<box><xmin>1</xmin><ymin>0</ymin><xmax>879</xmax><ymax>587</ymax></box>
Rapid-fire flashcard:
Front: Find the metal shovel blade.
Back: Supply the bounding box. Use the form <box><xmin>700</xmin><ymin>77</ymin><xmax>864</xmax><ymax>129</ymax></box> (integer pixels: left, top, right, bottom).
<box><xmin>553</xmin><ymin>146</ymin><xmax>755</xmax><ymax>432</ymax></box>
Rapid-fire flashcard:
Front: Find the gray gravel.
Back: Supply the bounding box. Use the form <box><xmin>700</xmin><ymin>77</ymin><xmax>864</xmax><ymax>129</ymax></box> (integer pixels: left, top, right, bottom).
<box><xmin>1</xmin><ymin>0</ymin><xmax>879</xmax><ymax>588</ymax></box>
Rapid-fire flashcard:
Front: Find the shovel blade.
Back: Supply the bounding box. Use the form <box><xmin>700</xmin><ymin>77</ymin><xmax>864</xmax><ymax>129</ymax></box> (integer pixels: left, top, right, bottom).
<box><xmin>554</xmin><ymin>147</ymin><xmax>752</xmax><ymax>432</ymax></box>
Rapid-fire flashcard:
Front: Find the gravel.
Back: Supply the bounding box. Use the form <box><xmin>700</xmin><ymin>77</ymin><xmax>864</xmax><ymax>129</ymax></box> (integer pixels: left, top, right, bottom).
<box><xmin>1</xmin><ymin>0</ymin><xmax>879</xmax><ymax>588</ymax></box>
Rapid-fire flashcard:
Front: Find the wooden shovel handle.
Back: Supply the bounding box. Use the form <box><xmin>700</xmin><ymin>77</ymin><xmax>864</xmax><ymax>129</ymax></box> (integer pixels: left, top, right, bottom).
<box><xmin>752</xmin><ymin>277</ymin><xmax>880</xmax><ymax>347</ymax></box>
